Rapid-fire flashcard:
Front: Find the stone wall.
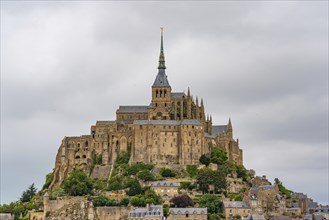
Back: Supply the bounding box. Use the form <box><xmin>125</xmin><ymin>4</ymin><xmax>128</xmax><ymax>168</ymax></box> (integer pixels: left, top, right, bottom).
<box><xmin>45</xmin><ymin>196</ymin><xmax>87</xmax><ymax>213</ymax></box>
<box><xmin>90</xmin><ymin>165</ymin><xmax>111</xmax><ymax>179</ymax></box>
<box><xmin>96</xmin><ymin>207</ymin><xmax>130</xmax><ymax>220</ymax></box>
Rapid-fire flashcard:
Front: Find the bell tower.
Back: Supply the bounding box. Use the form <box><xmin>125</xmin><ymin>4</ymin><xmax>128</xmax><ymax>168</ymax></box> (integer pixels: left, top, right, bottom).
<box><xmin>149</xmin><ymin>27</ymin><xmax>172</xmax><ymax>120</ymax></box>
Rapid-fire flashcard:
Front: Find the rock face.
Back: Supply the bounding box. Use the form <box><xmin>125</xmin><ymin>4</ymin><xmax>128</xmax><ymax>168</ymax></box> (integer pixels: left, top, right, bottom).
<box><xmin>43</xmin><ymin>196</ymin><xmax>129</xmax><ymax>220</ymax></box>
<box><xmin>49</xmin><ymin>31</ymin><xmax>244</xmax><ymax>189</ymax></box>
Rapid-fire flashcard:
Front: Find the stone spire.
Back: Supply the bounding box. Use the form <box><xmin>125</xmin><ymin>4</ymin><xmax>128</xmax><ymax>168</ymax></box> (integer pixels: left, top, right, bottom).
<box><xmin>153</xmin><ymin>27</ymin><xmax>170</xmax><ymax>87</ymax></box>
<box><xmin>158</xmin><ymin>27</ymin><xmax>166</xmax><ymax>69</ymax></box>
<box><xmin>187</xmin><ymin>87</ymin><xmax>191</xmax><ymax>97</ymax></box>
<box><xmin>227</xmin><ymin>118</ymin><xmax>233</xmax><ymax>137</ymax></box>
<box><xmin>227</xmin><ymin>118</ymin><xmax>232</xmax><ymax>131</ymax></box>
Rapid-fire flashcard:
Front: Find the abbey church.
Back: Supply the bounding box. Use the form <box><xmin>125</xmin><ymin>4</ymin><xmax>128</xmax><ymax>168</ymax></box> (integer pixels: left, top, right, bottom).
<box><xmin>51</xmin><ymin>30</ymin><xmax>243</xmax><ymax>187</ymax></box>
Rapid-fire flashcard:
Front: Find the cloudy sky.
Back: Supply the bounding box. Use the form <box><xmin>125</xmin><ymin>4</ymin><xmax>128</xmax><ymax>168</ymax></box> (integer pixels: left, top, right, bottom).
<box><xmin>1</xmin><ymin>1</ymin><xmax>328</xmax><ymax>205</ymax></box>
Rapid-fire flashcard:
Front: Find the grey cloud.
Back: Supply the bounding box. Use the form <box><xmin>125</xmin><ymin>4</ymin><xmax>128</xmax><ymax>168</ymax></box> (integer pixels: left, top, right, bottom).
<box><xmin>1</xmin><ymin>1</ymin><xmax>328</xmax><ymax>205</ymax></box>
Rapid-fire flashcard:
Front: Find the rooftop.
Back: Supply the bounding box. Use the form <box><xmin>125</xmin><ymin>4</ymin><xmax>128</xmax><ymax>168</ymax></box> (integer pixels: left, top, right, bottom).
<box><xmin>134</xmin><ymin>119</ymin><xmax>202</xmax><ymax>126</ymax></box>
<box><xmin>170</xmin><ymin>208</ymin><xmax>207</xmax><ymax>215</ymax></box>
<box><xmin>116</xmin><ymin>106</ymin><xmax>149</xmax><ymax>113</ymax></box>
<box><xmin>150</xmin><ymin>181</ymin><xmax>180</xmax><ymax>187</ymax></box>
<box><xmin>223</xmin><ymin>201</ymin><xmax>251</xmax><ymax>209</ymax></box>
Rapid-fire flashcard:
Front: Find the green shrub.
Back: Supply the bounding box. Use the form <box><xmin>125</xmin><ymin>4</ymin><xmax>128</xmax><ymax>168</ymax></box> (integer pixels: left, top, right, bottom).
<box><xmin>199</xmin><ymin>194</ymin><xmax>222</xmax><ymax>214</ymax></box>
<box><xmin>137</xmin><ymin>170</ymin><xmax>155</xmax><ymax>181</ymax></box>
<box><xmin>123</xmin><ymin>163</ymin><xmax>154</xmax><ymax>176</ymax></box>
<box><xmin>92</xmin><ymin>196</ymin><xmax>116</xmax><ymax>207</ymax></box>
<box><xmin>160</xmin><ymin>168</ymin><xmax>176</xmax><ymax>177</ymax></box>
<box><xmin>234</xmin><ymin>194</ymin><xmax>243</xmax><ymax>201</ymax></box>
<box><xmin>63</xmin><ymin>169</ymin><xmax>93</xmax><ymax>196</ymax></box>
<box><xmin>119</xmin><ymin>197</ymin><xmax>130</xmax><ymax>206</ymax></box>
<box><xmin>199</xmin><ymin>154</ymin><xmax>211</xmax><ymax>166</ymax></box>
<box><xmin>107</xmin><ymin>175</ymin><xmax>124</xmax><ymax>191</ymax></box>
<box><xmin>180</xmin><ymin>182</ymin><xmax>192</xmax><ymax>189</ymax></box>
<box><xmin>116</xmin><ymin>151</ymin><xmax>131</xmax><ymax>165</ymax></box>
<box><xmin>92</xmin><ymin>178</ymin><xmax>108</xmax><ymax>190</ymax></box>
<box><xmin>186</xmin><ymin>165</ymin><xmax>197</xmax><ymax>178</ymax></box>
<box><xmin>126</xmin><ymin>179</ymin><xmax>143</xmax><ymax>196</ymax></box>
<box><xmin>42</xmin><ymin>172</ymin><xmax>54</xmax><ymax>190</ymax></box>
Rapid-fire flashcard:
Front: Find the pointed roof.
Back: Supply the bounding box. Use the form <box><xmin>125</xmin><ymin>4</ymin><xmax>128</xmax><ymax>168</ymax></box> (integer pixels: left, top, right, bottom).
<box><xmin>227</xmin><ymin>118</ymin><xmax>233</xmax><ymax>131</ymax></box>
<box><xmin>153</xmin><ymin>28</ymin><xmax>170</xmax><ymax>87</ymax></box>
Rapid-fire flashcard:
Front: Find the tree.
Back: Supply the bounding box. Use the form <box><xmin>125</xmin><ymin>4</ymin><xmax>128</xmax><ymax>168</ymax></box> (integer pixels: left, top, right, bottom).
<box><xmin>170</xmin><ymin>194</ymin><xmax>194</xmax><ymax>208</ymax></box>
<box><xmin>63</xmin><ymin>169</ymin><xmax>93</xmax><ymax>196</ymax></box>
<box><xmin>234</xmin><ymin>194</ymin><xmax>243</xmax><ymax>201</ymax></box>
<box><xmin>220</xmin><ymin>161</ymin><xmax>236</xmax><ymax>176</ymax></box>
<box><xmin>199</xmin><ymin>154</ymin><xmax>211</xmax><ymax>166</ymax></box>
<box><xmin>20</xmin><ymin>183</ymin><xmax>37</xmax><ymax>202</ymax></box>
<box><xmin>212</xmin><ymin>170</ymin><xmax>227</xmax><ymax>193</ymax></box>
<box><xmin>197</xmin><ymin>168</ymin><xmax>226</xmax><ymax>194</ymax></box>
<box><xmin>197</xmin><ymin>168</ymin><xmax>213</xmax><ymax>193</ymax></box>
<box><xmin>210</xmin><ymin>147</ymin><xmax>228</xmax><ymax>166</ymax></box>
<box><xmin>126</xmin><ymin>179</ymin><xmax>143</xmax><ymax>196</ymax></box>
<box><xmin>199</xmin><ymin>194</ymin><xmax>222</xmax><ymax>214</ymax></box>
<box><xmin>186</xmin><ymin>165</ymin><xmax>198</xmax><ymax>178</ymax></box>
<box><xmin>160</xmin><ymin>168</ymin><xmax>176</xmax><ymax>177</ymax></box>
<box><xmin>137</xmin><ymin>170</ymin><xmax>155</xmax><ymax>182</ymax></box>
<box><xmin>235</xmin><ymin>165</ymin><xmax>248</xmax><ymax>181</ymax></box>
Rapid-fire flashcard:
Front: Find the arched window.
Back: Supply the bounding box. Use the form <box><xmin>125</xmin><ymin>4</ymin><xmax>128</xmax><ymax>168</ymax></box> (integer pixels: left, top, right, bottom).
<box><xmin>160</xmin><ymin>90</ymin><xmax>163</xmax><ymax>97</ymax></box>
<box><xmin>156</xmin><ymin>89</ymin><xmax>158</xmax><ymax>97</ymax></box>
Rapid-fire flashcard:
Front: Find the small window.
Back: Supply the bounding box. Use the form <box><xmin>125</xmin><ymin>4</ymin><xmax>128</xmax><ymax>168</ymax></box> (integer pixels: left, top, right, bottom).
<box><xmin>186</xmin><ymin>214</ymin><xmax>189</xmax><ymax>217</ymax></box>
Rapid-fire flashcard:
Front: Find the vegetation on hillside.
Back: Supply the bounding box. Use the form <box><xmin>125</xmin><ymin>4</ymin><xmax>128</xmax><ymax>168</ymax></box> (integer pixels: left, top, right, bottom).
<box><xmin>0</xmin><ymin>144</ymin><xmax>299</xmax><ymax>220</ymax></box>
<box><xmin>63</xmin><ymin>169</ymin><xmax>93</xmax><ymax>196</ymax></box>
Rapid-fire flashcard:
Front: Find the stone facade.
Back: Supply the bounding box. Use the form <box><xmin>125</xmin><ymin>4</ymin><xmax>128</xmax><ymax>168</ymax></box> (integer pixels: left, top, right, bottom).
<box><xmin>168</xmin><ymin>208</ymin><xmax>207</xmax><ymax>220</ymax></box>
<box><xmin>245</xmin><ymin>185</ymin><xmax>286</xmax><ymax>217</ymax></box>
<box><xmin>128</xmin><ymin>204</ymin><xmax>163</xmax><ymax>220</ymax></box>
<box><xmin>223</xmin><ymin>201</ymin><xmax>251</xmax><ymax>219</ymax></box>
<box><xmin>226</xmin><ymin>173</ymin><xmax>249</xmax><ymax>194</ymax></box>
<box><xmin>149</xmin><ymin>182</ymin><xmax>179</xmax><ymax>201</ymax></box>
<box><xmin>50</xmin><ymin>30</ymin><xmax>244</xmax><ymax>188</ymax></box>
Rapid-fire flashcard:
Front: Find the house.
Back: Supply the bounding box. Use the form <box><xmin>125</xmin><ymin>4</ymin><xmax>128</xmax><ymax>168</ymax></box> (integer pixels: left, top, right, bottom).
<box><xmin>245</xmin><ymin>185</ymin><xmax>286</xmax><ymax>216</ymax></box>
<box><xmin>149</xmin><ymin>182</ymin><xmax>180</xmax><ymax>200</ymax></box>
<box><xmin>226</xmin><ymin>173</ymin><xmax>248</xmax><ymax>193</ymax></box>
<box><xmin>168</xmin><ymin>208</ymin><xmax>207</xmax><ymax>220</ymax></box>
<box><xmin>128</xmin><ymin>204</ymin><xmax>163</xmax><ymax>220</ymax></box>
<box><xmin>223</xmin><ymin>201</ymin><xmax>251</xmax><ymax>219</ymax></box>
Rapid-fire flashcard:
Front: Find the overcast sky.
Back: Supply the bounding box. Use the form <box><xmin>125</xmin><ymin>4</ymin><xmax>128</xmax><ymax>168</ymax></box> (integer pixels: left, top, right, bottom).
<box><xmin>1</xmin><ymin>1</ymin><xmax>328</xmax><ymax>205</ymax></box>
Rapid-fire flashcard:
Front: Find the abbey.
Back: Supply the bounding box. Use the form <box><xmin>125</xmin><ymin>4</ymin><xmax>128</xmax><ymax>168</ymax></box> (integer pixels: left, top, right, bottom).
<box><xmin>50</xmin><ymin>30</ymin><xmax>243</xmax><ymax>188</ymax></box>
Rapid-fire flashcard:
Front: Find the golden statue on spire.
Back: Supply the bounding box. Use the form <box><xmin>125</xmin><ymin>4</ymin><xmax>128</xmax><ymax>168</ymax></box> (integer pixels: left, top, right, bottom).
<box><xmin>160</xmin><ymin>27</ymin><xmax>164</xmax><ymax>33</ymax></box>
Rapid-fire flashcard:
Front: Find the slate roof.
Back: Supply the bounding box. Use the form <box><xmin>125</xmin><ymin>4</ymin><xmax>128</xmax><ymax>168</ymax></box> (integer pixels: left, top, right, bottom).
<box><xmin>116</xmin><ymin>106</ymin><xmax>149</xmax><ymax>113</ymax></box>
<box><xmin>259</xmin><ymin>185</ymin><xmax>276</xmax><ymax>191</ymax></box>
<box><xmin>129</xmin><ymin>205</ymin><xmax>162</xmax><ymax>218</ymax></box>
<box><xmin>170</xmin><ymin>208</ymin><xmax>207</xmax><ymax>215</ymax></box>
<box><xmin>245</xmin><ymin>214</ymin><xmax>266</xmax><ymax>220</ymax></box>
<box><xmin>153</xmin><ymin>69</ymin><xmax>170</xmax><ymax>87</ymax></box>
<box><xmin>248</xmin><ymin>185</ymin><xmax>276</xmax><ymax>199</ymax></box>
<box><xmin>96</xmin><ymin>121</ymin><xmax>115</xmax><ymax>125</ymax></box>
<box><xmin>150</xmin><ymin>181</ymin><xmax>180</xmax><ymax>187</ymax></box>
<box><xmin>134</xmin><ymin>119</ymin><xmax>201</xmax><ymax>126</ymax></box>
<box><xmin>223</xmin><ymin>201</ymin><xmax>251</xmax><ymax>209</ymax></box>
<box><xmin>171</xmin><ymin>92</ymin><xmax>186</xmax><ymax>99</ymax></box>
<box><xmin>211</xmin><ymin>125</ymin><xmax>227</xmax><ymax>138</ymax></box>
